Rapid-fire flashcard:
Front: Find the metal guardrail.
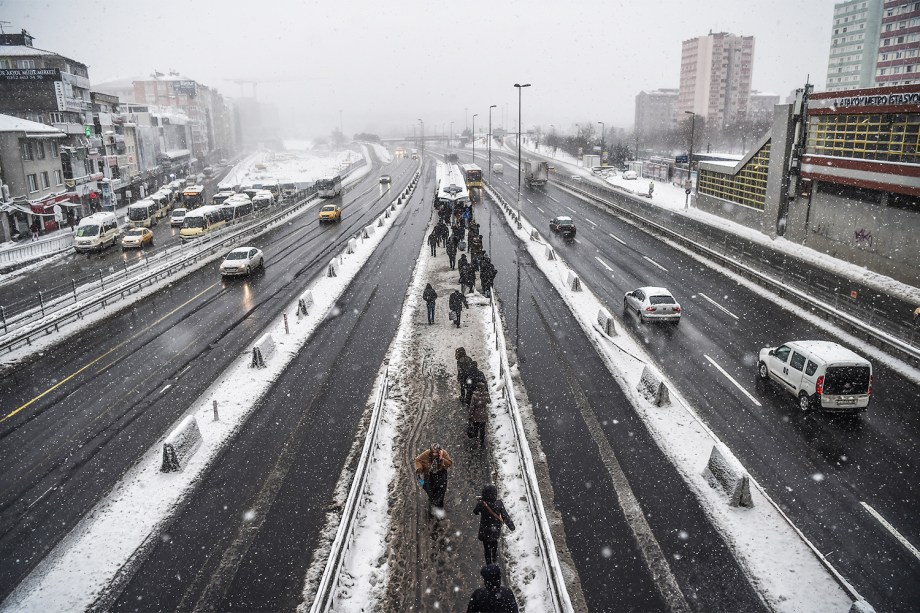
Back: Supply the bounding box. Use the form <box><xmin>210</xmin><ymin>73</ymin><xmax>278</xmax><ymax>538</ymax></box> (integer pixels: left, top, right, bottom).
<box><xmin>0</xmin><ymin>159</ymin><xmax>367</xmax><ymax>353</ymax></box>
<box><xmin>0</xmin><ymin>232</ymin><xmax>75</xmax><ymax>267</ymax></box>
<box><xmin>522</xmin><ymin>173</ymin><xmax>920</xmax><ymax>366</ymax></box>
<box><xmin>488</xmin><ymin>296</ymin><xmax>574</xmax><ymax>613</ymax></box>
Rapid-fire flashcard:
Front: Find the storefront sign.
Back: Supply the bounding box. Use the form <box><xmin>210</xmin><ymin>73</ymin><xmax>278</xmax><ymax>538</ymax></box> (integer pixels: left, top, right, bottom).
<box><xmin>817</xmin><ymin>91</ymin><xmax>920</xmax><ymax>109</ymax></box>
<box><xmin>0</xmin><ymin>68</ymin><xmax>59</xmax><ymax>81</ymax></box>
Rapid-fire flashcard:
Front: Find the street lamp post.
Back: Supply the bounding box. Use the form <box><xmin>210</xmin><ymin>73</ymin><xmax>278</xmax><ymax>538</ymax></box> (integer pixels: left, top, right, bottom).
<box><xmin>472</xmin><ymin>113</ymin><xmax>478</xmax><ymax>164</ymax></box>
<box><xmin>418</xmin><ymin>118</ymin><xmax>424</xmax><ymax>157</ymax></box>
<box><xmin>598</xmin><ymin>121</ymin><xmax>605</xmax><ymax>166</ymax></box>
<box><xmin>684</xmin><ymin>111</ymin><xmax>696</xmax><ymax>210</ymax></box>
<box><xmin>489</xmin><ymin>104</ymin><xmax>497</xmax><ymax>182</ymax></box>
<box><xmin>514</xmin><ymin>83</ymin><xmax>531</xmax><ymax>228</ymax></box>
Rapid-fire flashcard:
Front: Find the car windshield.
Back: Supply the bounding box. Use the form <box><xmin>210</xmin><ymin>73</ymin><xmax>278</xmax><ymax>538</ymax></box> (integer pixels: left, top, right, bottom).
<box><xmin>556</xmin><ymin>219</ymin><xmax>573</xmax><ymax>226</ymax></box>
<box><xmin>226</xmin><ymin>251</ymin><xmax>249</xmax><ymax>260</ymax></box>
<box><xmin>172</xmin><ymin>210</ymin><xmax>186</xmax><ymax>217</ymax></box>
<box><xmin>126</xmin><ymin>229</ymin><xmax>144</xmax><ymax>236</ymax></box>
<box><xmin>322</xmin><ymin>206</ymin><xmax>336</xmax><ymax>212</ymax></box>
<box><xmin>649</xmin><ymin>295</ymin><xmax>675</xmax><ymax>305</ymax></box>
<box><xmin>76</xmin><ymin>225</ymin><xmax>99</xmax><ymax>237</ymax></box>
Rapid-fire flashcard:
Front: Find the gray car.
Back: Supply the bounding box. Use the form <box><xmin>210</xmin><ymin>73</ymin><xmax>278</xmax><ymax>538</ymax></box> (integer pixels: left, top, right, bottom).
<box><xmin>624</xmin><ymin>286</ymin><xmax>682</xmax><ymax>324</ymax></box>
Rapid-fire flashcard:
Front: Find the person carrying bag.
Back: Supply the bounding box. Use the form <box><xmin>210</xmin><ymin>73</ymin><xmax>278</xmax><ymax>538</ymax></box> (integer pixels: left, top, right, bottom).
<box><xmin>473</xmin><ymin>484</ymin><xmax>515</xmax><ymax>565</ymax></box>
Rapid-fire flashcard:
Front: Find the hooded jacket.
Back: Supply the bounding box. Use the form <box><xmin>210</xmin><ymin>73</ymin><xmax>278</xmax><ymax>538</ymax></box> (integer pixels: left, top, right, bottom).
<box><xmin>466</xmin><ymin>564</ymin><xmax>519</xmax><ymax>613</ymax></box>
<box><xmin>473</xmin><ymin>485</ymin><xmax>515</xmax><ymax>542</ymax></box>
<box><xmin>469</xmin><ymin>385</ymin><xmax>491</xmax><ymax>423</ymax></box>
<box><xmin>449</xmin><ymin>290</ymin><xmax>468</xmax><ymax>312</ymax></box>
<box><xmin>423</xmin><ymin>284</ymin><xmax>437</xmax><ymax>304</ymax></box>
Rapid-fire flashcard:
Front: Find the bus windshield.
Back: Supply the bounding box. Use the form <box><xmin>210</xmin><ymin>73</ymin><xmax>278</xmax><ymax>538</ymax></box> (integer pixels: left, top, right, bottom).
<box><xmin>76</xmin><ymin>225</ymin><xmax>99</xmax><ymax>237</ymax></box>
<box><xmin>128</xmin><ymin>208</ymin><xmax>151</xmax><ymax>221</ymax></box>
<box><xmin>182</xmin><ymin>216</ymin><xmax>206</xmax><ymax>229</ymax></box>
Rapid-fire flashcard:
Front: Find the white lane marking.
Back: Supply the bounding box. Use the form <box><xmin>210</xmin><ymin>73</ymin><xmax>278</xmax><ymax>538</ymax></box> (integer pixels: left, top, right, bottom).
<box><xmin>160</xmin><ymin>384</ymin><xmax>172</xmax><ymax>394</ymax></box>
<box><xmin>537</xmin><ymin>207</ymin><xmax>545</xmax><ymax>214</ymax></box>
<box><xmin>27</xmin><ymin>486</ymin><xmax>55</xmax><ymax>509</ymax></box>
<box><xmin>573</xmin><ymin>238</ymin><xmax>581</xmax><ymax>244</ymax></box>
<box><xmin>594</xmin><ymin>256</ymin><xmax>614</xmax><ymax>272</ymax></box>
<box><xmin>703</xmin><ymin>355</ymin><xmax>763</xmax><ymax>407</ymax></box>
<box><xmin>585</xmin><ymin>218</ymin><xmax>597</xmax><ymax>226</ymax></box>
<box><xmin>697</xmin><ymin>292</ymin><xmax>739</xmax><ymax>320</ymax></box>
<box><xmin>545</xmin><ymin>194</ymin><xmax>561</xmax><ymax>204</ymax></box>
<box><xmin>526</xmin><ymin>198</ymin><xmax>534</xmax><ymax>204</ymax></box>
<box><xmin>861</xmin><ymin>502</ymin><xmax>920</xmax><ymax>562</ymax></box>
<box><xmin>643</xmin><ymin>255</ymin><xmax>669</xmax><ymax>272</ymax></box>
<box><xmin>608</xmin><ymin>232</ymin><xmax>626</xmax><ymax>245</ymax></box>
<box><xmin>566</xmin><ymin>206</ymin><xmax>577</xmax><ymax>214</ymax></box>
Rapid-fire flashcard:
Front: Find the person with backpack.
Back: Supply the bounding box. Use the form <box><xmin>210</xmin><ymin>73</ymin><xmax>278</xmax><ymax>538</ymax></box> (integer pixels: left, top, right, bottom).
<box><xmin>423</xmin><ymin>283</ymin><xmax>438</xmax><ymax>325</ymax></box>
<box><xmin>466</xmin><ymin>564</ymin><xmax>519</xmax><ymax>612</ymax></box>
<box><xmin>448</xmin><ymin>289</ymin><xmax>468</xmax><ymax>327</ymax></box>
<box><xmin>460</xmin><ymin>261</ymin><xmax>476</xmax><ymax>295</ymax></box>
<box><xmin>465</xmin><ymin>360</ymin><xmax>487</xmax><ymax>406</ymax></box>
<box><xmin>473</xmin><ymin>484</ymin><xmax>516</xmax><ymax>565</ymax></box>
<box><xmin>468</xmin><ymin>381</ymin><xmax>491</xmax><ymax>449</ymax></box>
<box><xmin>456</xmin><ymin>347</ymin><xmax>474</xmax><ymax>402</ymax></box>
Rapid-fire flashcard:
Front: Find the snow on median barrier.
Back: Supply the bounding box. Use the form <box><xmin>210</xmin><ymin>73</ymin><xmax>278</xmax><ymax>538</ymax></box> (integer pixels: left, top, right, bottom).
<box><xmin>702</xmin><ymin>445</ymin><xmax>754</xmax><ymax>508</ymax></box>
<box><xmin>251</xmin><ymin>332</ymin><xmax>276</xmax><ymax>368</ymax></box>
<box><xmin>160</xmin><ymin>415</ymin><xmax>202</xmax><ymax>472</ymax></box>
<box><xmin>597</xmin><ymin>307</ymin><xmax>616</xmax><ymax>336</ymax></box>
<box><xmin>297</xmin><ymin>290</ymin><xmax>314</xmax><ymax>318</ymax></box>
<box><xmin>530</xmin><ymin>229</ymin><xmax>541</xmax><ymax>242</ymax></box>
<box><xmin>545</xmin><ymin>245</ymin><xmax>556</xmax><ymax>261</ymax></box>
<box><xmin>565</xmin><ymin>270</ymin><xmax>581</xmax><ymax>291</ymax></box>
<box><xmin>328</xmin><ymin>256</ymin><xmax>340</xmax><ymax>278</ymax></box>
<box><xmin>637</xmin><ymin>365</ymin><xmax>669</xmax><ymax>406</ymax></box>
<box><xmin>363</xmin><ymin>224</ymin><xmax>376</xmax><ymax>239</ymax></box>
<box><xmin>346</xmin><ymin>238</ymin><xmax>357</xmax><ymax>254</ymax></box>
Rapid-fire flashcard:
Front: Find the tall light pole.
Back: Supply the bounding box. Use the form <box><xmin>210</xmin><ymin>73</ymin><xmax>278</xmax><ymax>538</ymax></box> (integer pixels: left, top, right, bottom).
<box><xmin>597</xmin><ymin>121</ymin><xmax>605</xmax><ymax>166</ymax></box>
<box><xmin>472</xmin><ymin>113</ymin><xmax>478</xmax><ymax>164</ymax></box>
<box><xmin>418</xmin><ymin>118</ymin><xmax>424</xmax><ymax>157</ymax></box>
<box><xmin>684</xmin><ymin>111</ymin><xmax>696</xmax><ymax>210</ymax></box>
<box><xmin>488</xmin><ymin>104</ymin><xmax>497</xmax><ymax>182</ymax></box>
<box><xmin>514</xmin><ymin>83</ymin><xmax>531</xmax><ymax>227</ymax></box>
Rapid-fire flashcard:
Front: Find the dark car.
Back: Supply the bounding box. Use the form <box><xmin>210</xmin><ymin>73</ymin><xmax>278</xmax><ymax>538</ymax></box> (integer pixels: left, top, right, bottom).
<box><xmin>550</xmin><ymin>215</ymin><xmax>577</xmax><ymax>239</ymax></box>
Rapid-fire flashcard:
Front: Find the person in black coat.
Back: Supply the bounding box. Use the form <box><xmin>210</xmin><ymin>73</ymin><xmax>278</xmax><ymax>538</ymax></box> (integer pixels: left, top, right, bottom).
<box><xmin>460</xmin><ymin>262</ymin><xmax>476</xmax><ymax>295</ymax></box>
<box><xmin>467</xmin><ymin>564</ymin><xmax>519</xmax><ymax>613</ymax></box>
<box><xmin>448</xmin><ymin>289</ymin><xmax>468</xmax><ymax>327</ymax></box>
<box><xmin>480</xmin><ymin>257</ymin><xmax>497</xmax><ymax>297</ymax></box>
<box><xmin>423</xmin><ymin>283</ymin><xmax>438</xmax><ymax>324</ymax></box>
<box><xmin>465</xmin><ymin>360</ymin><xmax>487</xmax><ymax>405</ymax></box>
<box><xmin>428</xmin><ymin>231</ymin><xmax>438</xmax><ymax>256</ymax></box>
<box><xmin>446</xmin><ymin>239</ymin><xmax>458</xmax><ymax>270</ymax></box>
<box><xmin>473</xmin><ymin>484</ymin><xmax>516</xmax><ymax>565</ymax></box>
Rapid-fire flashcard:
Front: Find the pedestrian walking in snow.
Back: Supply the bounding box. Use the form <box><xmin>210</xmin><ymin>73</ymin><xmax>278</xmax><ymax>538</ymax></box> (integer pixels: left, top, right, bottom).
<box><xmin>456</xmin><ymin>347</ymin><xmax>474</xmax><ymax>402</ymax></box>
<box><xmin>446</xmin><ymin>239</ymin><xmax>458</xmax><ymax>270</ymax></box>
<box><xmin>30</xmin><ymin>219</ymin><xmax>40</xmax><ymax>241</ymax></box>
<box><xmin>466</xmin><ymin>564</ymin><xmax>519</xmax><ymax>613</ymax></box>
<box><xmin>480</xmin><ymin>257</ymin><xmax>497</xmax><ymax>297</ymax></box>
<box><xmin>428</xmin><ymin>231</ymin><xmax>438</xmax><ymax>256</ymax></box>
<box><xmin>449</xmin><ymin>289</ymin><xmax>468</xmax><ymax>327</ymax></box>
<box><xmin>473</xmin><ymin>484</ymin><xmax>515</xmax><ymax>565</ymax></box>
<box><xmin>423</xmin><ymin>283</ymin><xmax>438</xmax><ymax>325</ymax></box>
<box><xmin>415</xmin><ymin>444</ymin><xmax>453</xmax><ymax>512</ymax></box>
<box><xmin>465</xmin><ymin>361</ymin><xmax>487</xmax><ymax>405</ymax></box>
<box><xmin>468</xmin><ymin>381</ymin><xmax>491</xmax><ymax>449</ymax></box>
<box><xmin>460</xmin><ymin>262</ymin><xmax>476</xmax><ymax>295</ymax></box>
<box><xmin>648</xmin><ymin>181</ymin><xmax>655</xmax><ymax>198</ymax></box>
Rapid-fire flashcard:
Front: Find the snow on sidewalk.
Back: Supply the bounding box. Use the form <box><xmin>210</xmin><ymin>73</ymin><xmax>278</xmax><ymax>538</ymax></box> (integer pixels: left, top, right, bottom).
<box><xmin>324</xmin><ymin>212</ymin><xmax>560</xmax><ymax>612</ymax></box>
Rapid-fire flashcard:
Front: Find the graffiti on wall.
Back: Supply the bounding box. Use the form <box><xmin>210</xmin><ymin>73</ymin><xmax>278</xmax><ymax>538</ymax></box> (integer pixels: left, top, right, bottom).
<box><xmin>854</xmin><ymin>228</ymin><xmax>874</xmax><ymax>248</ymax></box>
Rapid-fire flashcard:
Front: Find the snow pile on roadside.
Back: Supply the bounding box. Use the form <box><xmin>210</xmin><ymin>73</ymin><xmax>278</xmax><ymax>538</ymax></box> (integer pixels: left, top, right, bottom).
<box><xmin>486</xmin><ymin>186</ymin><xmax>855</xmax><ymax>613</ymax></box>
<box><xmin>1</xmin><ymin>167</ymin><xmax>417</xmax><ymax>612</ymax></box>
<box><xmin>367</xmin><ymin>142</ymin><xmax>393</xmax><ymax>164</ymax></box>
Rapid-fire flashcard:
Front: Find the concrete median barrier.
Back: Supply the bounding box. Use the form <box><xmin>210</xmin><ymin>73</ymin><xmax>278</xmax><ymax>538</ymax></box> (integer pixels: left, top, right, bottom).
<box><xmin>251</xmin><ymin>332</ymin><xmax>276</xmax><ymax>368</ymax></box>
<box><xmin>597</xmin><ymin>308</ymin><xmax>616</xmax><ymax>336</ymax></box>
<box><xmin>702</xmin><ymin>445</ymin><xmax>754</xmax><ymax>508</ymax></box>
<box><xmin>363</xmin><ymin>224</ymin><xmax>376</xmax><ymax>239</ymax></box>
<box><xmin>328</xmin><ymin>257</ymin><xmax>340</xmax><ymax>277</ymax></box>
<box><xmin>346</xmin><ymin>238</ymin><xmax>357</xmax><ymax>254</ymax></box>
<box><xmin>565</xmin><ymin>271</ymin><xmax>581</xmax><ymax>291</ymax></box>
<box><xmin>297</xmin><ymin>290</ymin><xmax>314</xmax><ymax>317</ymax></box>
<box><xmin>637</xmin><ymin>365</ymin><xmax>669</xmax><ymax>406</ymax></box>
<box><xmin>160</xmin><ymin>415</ymin><xmax>202</xmax><ymax>472</ymax></box>
<box><xmin>377</xmin><ymin>216</ymin><xmax>384</xmax><ymax>227</ymax></box>
<box><xmin>545</xmin><ymin>246</ymin><xmax>556</xmax><ymax>261</ymax></box>
<box><xmin>530</xmin><ymin>229</ymin><xmax>541</xmax><ymax>242</ymax></box>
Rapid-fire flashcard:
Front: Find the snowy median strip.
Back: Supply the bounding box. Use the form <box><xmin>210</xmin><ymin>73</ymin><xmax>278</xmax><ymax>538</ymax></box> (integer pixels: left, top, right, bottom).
<box><xmin>485</xmin><ymin>184</ymin><xmax>861</xmax><ymax>613</ymax></box>
<box><xmin>1</xmin><ymin>168</ymin><xmax>421</xmax><ymax>612</ymax></box>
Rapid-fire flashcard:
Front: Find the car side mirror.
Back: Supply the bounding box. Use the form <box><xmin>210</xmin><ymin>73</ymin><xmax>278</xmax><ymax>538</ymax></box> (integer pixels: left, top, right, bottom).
<box><xmin>768</xmin><ymin>349</ymin><xmax>775</xmax><ymax>356</ymax></box>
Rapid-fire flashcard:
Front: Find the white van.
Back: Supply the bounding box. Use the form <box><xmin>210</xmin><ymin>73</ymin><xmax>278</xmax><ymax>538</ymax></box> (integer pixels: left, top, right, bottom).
<box><xmin>758</xmin><ymin>340</ymin><xmax>873</xmax><ymax>413</ymax></box>
<box><xmin>74</xmin><ymin>212</ymin><xmax>121</xmax><ymax>252</ymax></box>
<box><xmin>493</xmin><ymin>163</ymin><xmax>504</xmax><ymax>175</ymax></box>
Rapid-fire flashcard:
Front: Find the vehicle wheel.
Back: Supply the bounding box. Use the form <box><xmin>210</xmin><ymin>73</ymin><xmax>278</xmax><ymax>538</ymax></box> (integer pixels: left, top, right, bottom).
<box><xmin>757</xmin><ymin>361</ymin><xmax>769</xmax><ymax>380</ymax></box>
<box><xmin>245</xmin><ymin>266</ymin><xmax>251</xmax><ymax>276</ymax></box>
<box><xmin>798</xmin><ymin>392</ymin><xmax>812</xmax><ymax>412</ymax></box>
<box><xmin>638</xmin><ymin>310</ymin><xmax>645</xmax><ymax>324</ymax></box>
<box><xmin>623</xmin><ymin>299</ymin><xmax>629</xmax><ymax>312</ymax></box>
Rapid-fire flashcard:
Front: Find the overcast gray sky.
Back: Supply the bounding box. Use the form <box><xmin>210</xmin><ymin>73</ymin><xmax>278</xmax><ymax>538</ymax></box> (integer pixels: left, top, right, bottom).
<box><xmin>2</xmin><ymin>0</ymin><xmax>837</xmax><ymax>138</ymax></box>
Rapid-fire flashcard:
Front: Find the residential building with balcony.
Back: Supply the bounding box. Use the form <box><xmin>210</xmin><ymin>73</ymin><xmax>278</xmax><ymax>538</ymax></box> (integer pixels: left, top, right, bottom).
<box><xmin>678</xmin><ymin>31</ymin><xmax>755</xmax><ymax>126</ymax></box>
<box><xmin>825</xmin><ymin>0</ymin><xmax>884</xmax><ymax>91</ymax></box>
<box><xmin>875</xmin><ymin>0</ymin><xmax>920</xmax><ymax>86</ymax></box>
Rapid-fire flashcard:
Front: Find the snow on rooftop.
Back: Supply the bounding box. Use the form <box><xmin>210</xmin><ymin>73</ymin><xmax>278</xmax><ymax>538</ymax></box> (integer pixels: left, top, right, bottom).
<box><xmin>0</xmin><ymin>113</ymin><xmax>66</xmax><ymax>134</ymax></box>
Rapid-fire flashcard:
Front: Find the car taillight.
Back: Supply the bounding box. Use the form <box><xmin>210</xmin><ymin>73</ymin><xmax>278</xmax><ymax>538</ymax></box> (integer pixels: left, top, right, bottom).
<box><xmin>672</xmin><ymin>306</ymin><xmax>681</xmax><ymax>313</ymax></box>
<box><xmin>815</xmin><ymin>375</ymin><xmax>824</xmax><ymax>395</ymax></box>
<box><xmin>645</xmin><ymin>306</ymin><xmax>657</xmax><ymax>312</ymax></box>
<box><xmin>868</xmin><ymin>375</ymin><xmax>873</xmax><ymax>396</ymax></box>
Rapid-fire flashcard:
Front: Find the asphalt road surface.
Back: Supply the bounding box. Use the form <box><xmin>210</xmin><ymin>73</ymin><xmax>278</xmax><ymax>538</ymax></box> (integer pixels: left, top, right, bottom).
<box><xmin>0</xmin><ymin>151</ymin><xmax>414</xmax><ymax>602</ymax></box>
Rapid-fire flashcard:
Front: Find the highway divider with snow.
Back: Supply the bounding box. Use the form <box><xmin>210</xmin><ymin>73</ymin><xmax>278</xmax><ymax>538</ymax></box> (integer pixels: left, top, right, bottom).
<box><xmin>484</xmin><ymin>182</ymin><xmax>867</xmax><ymax>613</ymax></box>
<box><xmin>1</xmin><ymin>165</ymin><xmax>421</xmax><ymax>612</ymax></box>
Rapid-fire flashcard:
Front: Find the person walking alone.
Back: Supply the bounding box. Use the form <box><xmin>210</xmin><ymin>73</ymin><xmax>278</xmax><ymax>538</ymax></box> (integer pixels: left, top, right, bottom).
<box><xmin>473</xmin><ymin>484</ymin><xmax>515</xmax><ymax>565</ymax></box>
<box><xmin>468</xmin><ymin>381</ymin><xmax>491</xmax><ymax>449</ymax></box>
<box><xmin>456</xmin><ymin>347</ymin><xmax>474</xmax><ymax>402</ymax></box>
<box><xmin>449</xmin><ymin>288</ymin><xmax>468</xmax><ymax>327</ymax></box>
<box><xmin>446</xmin><ymin>238</ymin><xmax>458</xmax><ymax>270</ymax></box>
<box><xmin>415</xmin><ymin>443</ymin><xmax>453</xmax><ymax>512</ymax></box>
<box><xmin>428</xmin><ymin>231</ymin><xmax>438</xmax><ymax>256</ymax></box>
<box><xmin>466</xmin><ymin>565</ymin><xmax>519</xmax><ymax>613</ymax></box>
<box><xmin>423</xmin><ymin>283</ymin><xmax>438</xmax><ymax>325</ymax></box>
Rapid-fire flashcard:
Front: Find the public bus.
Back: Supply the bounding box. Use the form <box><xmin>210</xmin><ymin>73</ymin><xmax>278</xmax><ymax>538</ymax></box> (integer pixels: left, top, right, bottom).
<box><xmin>434</xmin><ymin>162</ymin><xmax>470</xmax><ymax>211</ymax></box>
<box><xmin>126</xmin><ymin>199</ymin><xmax>159</xmax><ymax>228</ymax></box>
<box><xmin>460</xmin><ymin>163</ymin><xmax>483</xmax><ymax>189</ymax></box>
<box><xmin>182</xmin><ymin>185</ymin><xmax>206</xmax><ymax>209</ymax></box>
<box><xmin>212</xmin><ymin>190</ymin><xmax>236</xmax><ymax>206</ymax></box>
<box><xmin>179</xmin><ymin>205</ymin><xmax>227</xmax><ymax>240</ymax></box>
<box><xmin>315</xmin><ymin>175</ymin><xmax>343</xmax><ymax>198</ymax></box>
<box><xmin>221</xmin><ymin>195</ymin><xmax>254</xmax><ymax>220</ymax></box>
<box><xmin>150</xmin><ymin>190</ymin><xmax>172</xmax><ymax>219</ymax></box>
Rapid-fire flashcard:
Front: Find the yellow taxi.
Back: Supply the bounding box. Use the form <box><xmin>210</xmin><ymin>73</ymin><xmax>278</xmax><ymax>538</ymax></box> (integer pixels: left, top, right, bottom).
<box><xmin>121</xmin><ymin>227</ymin><xmax>154</xmax><ymax>249</ymax></box>
<box><xmin>319</xmin><ymin>204</ymin><xmax>342</xmax><ymax>223</ymax></box>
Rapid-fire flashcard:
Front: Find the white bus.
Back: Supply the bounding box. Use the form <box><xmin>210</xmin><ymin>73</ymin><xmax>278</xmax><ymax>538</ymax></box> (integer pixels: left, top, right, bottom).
<box><xmin>126</xmin><ymin>199</ymin><xmax>159</xmax><ymax>228</ymax></box>
<box><xmin>315</xmin><ymin>175</ymin><xmax>343</xmax><ymax>198</ymax></box>
<box><xmin>212</xmin><ymin>191</ymin><xmax>236</xmax><ymax>206</ymax></box>
<box><xmin>179</xmin><ymin>205</ymin><xmax>227</xmax><ymax>240</ymax></box>
<box><xmin>434</xmin><ymin>162</ymin><xmax>470</xmax><ymax>211</ymax></box>
<box><xmin>222</xmin><ymin>195</ymin><xmax>254</xmax><ymax>220</ymax></box>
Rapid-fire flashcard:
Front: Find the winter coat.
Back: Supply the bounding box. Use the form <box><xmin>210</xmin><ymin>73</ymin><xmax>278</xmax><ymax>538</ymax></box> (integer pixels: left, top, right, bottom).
<box><xmin>428</xmin><ymin>232</ymin><xmax>438</xmax><ymax>247</ymax></box>
<box><xmin>467</xmin><ymin>367</ymin><xmax>487</xmax><ymax>392</ymax></box>
<box><xmin>457</xmin><ymin>354</ymin><xmax>474</xmax><ymax>383</ymax></box>
<box><xmin>423</xmin><ymin>284</ymin><xmax>438</xmax><ymax>304</ymax></box>
<box><xmin>446</xmin><ymin>240</ymin><xmax>458</xmax><ymax>256</ymax></box>
<box><xmin>469</xmin><ymin>386</ymin><xmax>491</xmax><ymax>423</ymax></box>
<box><xmin>460</xmin><ymin>265</ymin><xmax>476</xmax><ymax>287</ymax></box>
<box><xmin>467</xmin><ymin>585</ymin><xmax>518</xmax><ymax>613</ymax></box>
<box><xmin>449</xmin><ymin>290</ymin><xmax>468</xmax><ymax>312</ymax></box>
<box><xmin>473</xmin><ymin>497</ymin><xmax>515</xmax><ymax>542</ymax></box>
<box><xmin>414</xmin><ymin>448</ymin><xmax>453</xmax><ymax>477</ymax></box>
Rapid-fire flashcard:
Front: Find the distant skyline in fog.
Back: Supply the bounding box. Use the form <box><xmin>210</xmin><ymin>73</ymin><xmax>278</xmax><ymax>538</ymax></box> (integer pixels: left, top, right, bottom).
<box><xmin>2</xmin><ymin>0</ymin><xmax>837</xmax><ymax>139</ymax></box>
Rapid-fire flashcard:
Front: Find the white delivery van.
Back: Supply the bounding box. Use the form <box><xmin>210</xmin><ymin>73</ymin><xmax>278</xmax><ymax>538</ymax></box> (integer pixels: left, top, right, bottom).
<box><xmin>493</xmin><ymin>163</ymin><xmax>504</xmax><ymax>175</ymax></box>
<box><xmin>74</xmin><ymin>212</ymin><xmax>121</xmax><ymax>252</ymax></box>
<box><xmin>758</xmin><ymin>340</ymin><xmax>873</xmax><ymax>413</ymax></box>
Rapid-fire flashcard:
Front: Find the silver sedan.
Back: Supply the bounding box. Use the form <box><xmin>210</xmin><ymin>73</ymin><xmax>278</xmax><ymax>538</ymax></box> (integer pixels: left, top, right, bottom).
<box><xmin>220</xmin><ymin>246</ymin><xmax>264</xmax><ymax>277</ymax></box>
<box><xmin>624</xmin><ymin>286</ymin><xmax>682</xmax><ymax>324</ymax></box>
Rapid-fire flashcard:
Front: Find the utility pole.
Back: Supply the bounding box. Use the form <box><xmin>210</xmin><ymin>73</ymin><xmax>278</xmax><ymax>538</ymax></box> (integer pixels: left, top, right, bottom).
<box><xmin>418</xmin><ymin>118</ymin><xmax>424</xmax><ymax>157</ymax></box>
<box><xmin>514</xmin><ymin>83</ymin><xmax>531</xmax><ymax>228</ymax></box>
<box><xmin>472</xmin><ymin>113</ymin><xmax>478</xmax><ymax>164</ymax></box>
<box><xmin>488</xmin><ymin>104</ymin><xmax>497</xmax><ymax>182</ymax></box>
<box><xmin>684</xmin><ymin>111</ymin><xmax>696</xmax><ymax>210</ymax></box>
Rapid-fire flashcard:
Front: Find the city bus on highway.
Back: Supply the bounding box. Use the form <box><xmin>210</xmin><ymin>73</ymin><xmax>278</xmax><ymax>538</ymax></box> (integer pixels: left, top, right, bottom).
<box><xmin>460</xmin><ymin>163</ymin><xmax>483</xmax><ymax>189</ymax></box>
<box><xmin>126</xmin><ymin>199</ymin><xmax>158</xmax><ymax>228</ymax></box>
<box><xmin>179</xmin><ymin>205</ymin><xmax>226</xmax><ymax>240</ymax></box>
<box><xmin>182</xmin><ymin>185</ymin><xmax>206</xmax><ymax>209</ymax></box>
<box><xmin>434</xmin><ymin>162</ymin><xmax>470</xmax><ymax>211</ymax></box>
<box><xmin>212</xmin><ymin>190</ymin><xmax>236</xmax><ymax>206</ymax></box>
<box><xmin>221</xmin><ymin>195</ymin><xmax>254</xmax><ymax>220</ymax></box>
<box><xmin>315</xmin><ymin>175</ymin><xmax>343</xmax><ymax>198</ymax></box>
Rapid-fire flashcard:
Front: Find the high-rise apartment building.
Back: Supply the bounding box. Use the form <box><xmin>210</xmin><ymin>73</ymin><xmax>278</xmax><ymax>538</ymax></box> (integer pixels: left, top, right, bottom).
<box><xmin>875</xmin><ymin>0</ymin><xmax>920</xmax><ymax>86</ymax></box>
<box><xmin>826</xmin><ymin>0</ymin><xmax>883</xmax><ymax>91</ymax></box>
<box><xmin>634</xmin><ymin>89</ymin><xmax>679</xmax><ymax>137</ymax></box>
<box><xmin>678</xmin><ymin>32</ymin><xmax>755</xmax><ymax>126</ymax></box>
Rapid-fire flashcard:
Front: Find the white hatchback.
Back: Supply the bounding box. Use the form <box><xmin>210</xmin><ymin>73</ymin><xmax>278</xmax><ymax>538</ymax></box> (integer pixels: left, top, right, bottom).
<box><xmin>170</xmin><ymin>208</ymin><xmax>187</xmax><ymax>227</ymax></box>
<box><xmin>624</xmin><ymin>286</ymin><xmax>682</xmax><ymax>324</ymax></box>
